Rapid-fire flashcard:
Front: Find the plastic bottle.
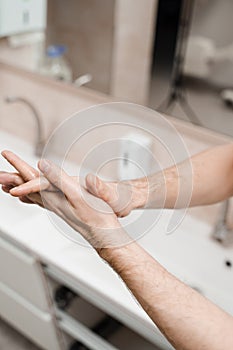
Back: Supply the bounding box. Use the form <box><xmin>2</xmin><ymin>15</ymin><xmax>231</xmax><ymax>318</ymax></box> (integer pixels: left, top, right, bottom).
<box><xmin>40</xmin><ymin>45</ymin><xmax>72</xmax><ymax>82</ymax></box>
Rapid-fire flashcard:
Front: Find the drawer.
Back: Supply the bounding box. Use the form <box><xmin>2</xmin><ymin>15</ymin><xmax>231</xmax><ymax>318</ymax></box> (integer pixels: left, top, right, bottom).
<box><xmin>57</xmin><ymin>309</ymin><xmax>118</xmax><ymax>350</ymax></box>
<box><xmin>0</xmin><ymin>281</ymin><xmax>61</xmax><ymax>350</ymax></box>
<box><xmin>46</xmin><ymin>276</ymin><xmax>168</xmax><ymax>350</ymax></box>
<box><xmin>0</xmin><ymin>235</ymin><xmax>49</xmax><ymax>311</ymax></box>
<box><xmin>57</xmin><ymin>308</ymin><xmax>167</xmax><ymax>350</ymax></box>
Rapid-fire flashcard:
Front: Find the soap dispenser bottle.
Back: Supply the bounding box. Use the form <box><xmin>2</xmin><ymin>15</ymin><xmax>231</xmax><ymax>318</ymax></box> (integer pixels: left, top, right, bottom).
<box><xmin>40</xmin><ymin>44</ymin><xmax>72</xmax><ymax>82</ymax></box>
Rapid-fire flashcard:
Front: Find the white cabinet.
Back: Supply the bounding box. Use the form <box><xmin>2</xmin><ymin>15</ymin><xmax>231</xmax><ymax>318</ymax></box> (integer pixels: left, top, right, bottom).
<box><xmin>0</xmin><ymin>234</ymin><xmax>62</xmax><ymax>349</ymax></box>
<box><xmin>0</xmin><ymin>235</ymin><xmax>48</xmax><ymax>311</ymax></box>
<box><xmin>0</xmin><ymin>281</ymin><xmax>60</xmax><ymax>350</ymax></box>
<box><xmin>45</xmin><ymin>266</ymin><xmax>172</xmax><ymax>350</ymax></box>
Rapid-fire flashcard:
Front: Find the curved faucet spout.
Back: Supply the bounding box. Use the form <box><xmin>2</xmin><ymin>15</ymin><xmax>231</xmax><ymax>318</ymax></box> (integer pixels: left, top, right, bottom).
<box><xmin>5</xmin><ymin>96</ymin><xmax>44</xmax><ymax>157</ymax></box>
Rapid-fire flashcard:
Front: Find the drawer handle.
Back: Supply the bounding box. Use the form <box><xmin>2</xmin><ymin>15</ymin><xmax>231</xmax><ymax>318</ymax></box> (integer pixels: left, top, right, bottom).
<box><xmin>56</xmin><ymin>309</ymin><xmax>118</xmax><ymax>350</ymax></box>
<box><xmin>55</xmin><ymin>285</ymin><xmax>78</xmax><ymax>310</ymax></box>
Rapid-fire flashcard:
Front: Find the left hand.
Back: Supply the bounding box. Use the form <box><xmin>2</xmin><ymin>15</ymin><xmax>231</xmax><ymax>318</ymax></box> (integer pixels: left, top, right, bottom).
<box><xmin>0</xmin><ymin>151</ymin><xmax>128</xmax><ymax>249</ymax></box>
<box><xmin>0</xmin><ymin>150</ymin><xmax>51</xmax><ymax>206</ymax></box>
<box><xmin>1</xmin><ymin>151</ymin><xmax>147</xmax><ymax>217</ymax></box>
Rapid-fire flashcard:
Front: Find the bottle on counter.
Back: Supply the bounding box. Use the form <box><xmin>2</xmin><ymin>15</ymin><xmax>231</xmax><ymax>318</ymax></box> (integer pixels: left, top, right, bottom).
<box><xmin>40</xmin><ymin>44</ymin><xmax>72</xmax><ymax>82</ymax></box>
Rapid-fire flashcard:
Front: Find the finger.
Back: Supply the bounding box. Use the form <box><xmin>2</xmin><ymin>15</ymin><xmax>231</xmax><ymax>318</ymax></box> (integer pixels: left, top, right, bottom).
<box><xmin>38</xmin><ymin>159</ymin><xmax>78</xmax><ymax>199</ymax></box>
<box><xmin>2</xmin><ymin>185</ymin><xmax>13</xmax><ymax>193</ymax></box>
<box><xmin>0</xmin><ymin>172</ymin><xmax>24</xmax><ymax>186</ymax></box>
<box><xmin>19</xmin><ymin>196</ymin><xmax>35</xmax><ymax>204</ymax></box>
<box><xmin>1</xmin><ymin>150</ymin><xmax>39</xmax><ymax>181</ymax></box>
<box><xmin>9</xmin><ymin>176</ymin><xmax>54</xmax><ymax>197</ymax></box>
<box><xmin>27</xmin><ymin>193</ymin><xmax>44</xmax><ymax>207</ymax></box>
<box><xmin>85</xmin><ymin>174</ymin><xmax>111</xmax><ymax>202</ymax></box>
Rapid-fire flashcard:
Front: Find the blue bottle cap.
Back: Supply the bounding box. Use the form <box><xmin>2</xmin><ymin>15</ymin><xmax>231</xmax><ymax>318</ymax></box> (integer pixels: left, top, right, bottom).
<box><xmin>46</xmin><ymin>45</ymin><xmax>67</xmax><ymax>57</ymax></box>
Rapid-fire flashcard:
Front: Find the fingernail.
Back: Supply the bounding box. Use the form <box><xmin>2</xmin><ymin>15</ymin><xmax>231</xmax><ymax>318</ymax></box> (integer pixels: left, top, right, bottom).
<box><xmin>9</xmin><ymin>187</ymin><xmax>20</xmax><ymax>196</ymax></box>
<box><xmin>1</xmin><ymin>150</ymin><xmax>11</xmax><ymax>157</ymax></box>
<box><xmin>39</xmin><ymin>159</ymin><xmax>50</xmax><ymax>173</ymax></box>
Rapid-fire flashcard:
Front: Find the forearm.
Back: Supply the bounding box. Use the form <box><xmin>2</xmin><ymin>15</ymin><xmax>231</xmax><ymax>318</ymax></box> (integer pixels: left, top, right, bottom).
<box><xmin>100</xmin><ymin>243</ymin><xmax>233</xmax><ymax>350</ymax></box>
<box><xmin>131</xmin><ymin>144</ymin><xmax>233</xmax><ymax>209</ymax></box>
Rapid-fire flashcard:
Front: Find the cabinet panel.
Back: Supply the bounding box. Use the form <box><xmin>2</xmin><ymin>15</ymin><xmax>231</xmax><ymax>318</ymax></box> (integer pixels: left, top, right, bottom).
<box><xmin>0</xmin><ymin>281</ymin><xmax>61</xmax><ymax>350</ymax></box>
<box><xmin>0</xmin><ymin>235</ymin><xmax>49</xmax><ymax>311</ymax></box>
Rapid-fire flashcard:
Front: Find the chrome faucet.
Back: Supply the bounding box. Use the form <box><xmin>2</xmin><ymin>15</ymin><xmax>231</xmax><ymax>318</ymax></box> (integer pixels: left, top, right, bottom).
<box><xmin>5</xmin><ymin>96</ymin><xmax>44</xmax><ymax>157</ymax></box>
<box><xmin>212</xmin><ymin>199</ymin><xmax>233</xmax><ymax>245</ymax></box>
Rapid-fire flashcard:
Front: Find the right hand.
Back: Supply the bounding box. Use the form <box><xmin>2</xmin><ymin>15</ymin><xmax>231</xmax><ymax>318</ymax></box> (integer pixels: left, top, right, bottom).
<box><xmin>85</xmin><ymin>174</ymin><xmax>148</xmax><ymax>217</ymax></box>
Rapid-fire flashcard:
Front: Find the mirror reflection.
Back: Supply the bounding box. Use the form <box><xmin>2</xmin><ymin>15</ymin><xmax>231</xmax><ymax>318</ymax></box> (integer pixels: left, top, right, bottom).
<box><xmin>0</xmin><ymin>0</ymin><xmax>232</xmax><ymax>135</ymax></box>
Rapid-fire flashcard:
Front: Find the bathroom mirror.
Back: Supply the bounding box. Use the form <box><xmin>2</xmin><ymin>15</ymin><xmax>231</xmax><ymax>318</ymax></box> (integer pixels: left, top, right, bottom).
<box><xmin>0</xmin><ymin>0</ymin><xmax>232</xmax><ymax>136</ymax></box>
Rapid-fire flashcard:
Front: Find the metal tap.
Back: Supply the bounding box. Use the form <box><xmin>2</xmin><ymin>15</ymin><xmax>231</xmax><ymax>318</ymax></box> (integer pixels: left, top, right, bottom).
<box><xmin>212</xmin><ymin>199</ymin><xmax>233</xmax><ymax>245</ymax></box>
<box><xmin>5</xmin><ymin>96</ymin><xmax>44</xmax><ymax>157</ymax></box>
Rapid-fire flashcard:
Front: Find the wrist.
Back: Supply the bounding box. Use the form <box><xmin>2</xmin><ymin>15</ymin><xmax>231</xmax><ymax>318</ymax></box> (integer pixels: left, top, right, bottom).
<box><xmin>127</xmin><ymin>178</ymin><xmax>149</xmax><ymax>210</ymax></box>
<box><xmin>129</xmin><ymin>170</ymin><xmax>177</xmax><ymax>210</ymax></box>
<box><xmin>93</xmin><ymin>219</ymin><xmax>134</xmax><ymax>253</ymax></box>
<box><xmin>98</xmin><ymin>240</ymin><xmax>142</xmax><ymax>269</ymax></box>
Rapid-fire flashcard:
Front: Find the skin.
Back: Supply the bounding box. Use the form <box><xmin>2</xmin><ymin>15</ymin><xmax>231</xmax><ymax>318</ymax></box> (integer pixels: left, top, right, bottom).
<box><xmin>85</xmin><ymin>143</ymin><xmax>233</xmax><ymax>212</ymax></box>
<box><xmin>5</xmin><ymin>144</ymin><xmax>233</xmax><ymax>214</ymax></box>
<box><xmin>1</xmin><ymin>146</ymin><xmax>233</xmax><ymax>349</ymax></box>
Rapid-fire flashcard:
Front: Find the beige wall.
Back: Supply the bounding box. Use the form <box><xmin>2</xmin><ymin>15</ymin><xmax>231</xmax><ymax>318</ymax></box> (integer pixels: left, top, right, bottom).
<box><xmin>0</xmin><ymin>63</ymin><xmax>111</xmax><ymax>147</ymax></box>
<box><xmin>47</xmin><ymin>0</ymin><xmax>115</xmax><ymax>94</ymax></box>
<box><xmin>1</xmin><ymin>62</ymin><xmax>231</xmax><ymax>163</ymax></box>
<box><xmin>46</xmin><ymin>0</ymin><xmax>158</xmax><ymax>104</ymax></box>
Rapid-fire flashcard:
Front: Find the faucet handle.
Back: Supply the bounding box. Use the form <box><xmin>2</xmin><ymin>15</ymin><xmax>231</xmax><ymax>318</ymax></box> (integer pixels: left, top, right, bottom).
<box><xmin>212</xmin><ymin>221</ymin><xmax>230</xmax><ymax>243</ymax></box>
<box><xmin>35</xmin><ymin>141</ymin><xmax>45</xmax><ymax>158</ymax></box>
<box><xmin>5</xmin><ymin>96</ymin><xmax>18</xmax><ymax>103</ymax></box>
<box><xmin>212</xmin><ymin>221</ymin><xmax>233</xmax><ymax>246</ymax></box>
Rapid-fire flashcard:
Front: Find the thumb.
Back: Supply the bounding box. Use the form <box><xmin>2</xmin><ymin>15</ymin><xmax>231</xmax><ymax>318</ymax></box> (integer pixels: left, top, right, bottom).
<box><xmin>85</xmin><ymin>174</ymin><xmax>109</xmax><ymax>202</ymax></box>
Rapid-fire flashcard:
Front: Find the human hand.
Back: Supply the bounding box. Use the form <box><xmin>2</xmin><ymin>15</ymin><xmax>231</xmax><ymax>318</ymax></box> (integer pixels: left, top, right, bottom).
<box><xmin>1</xmin><ymin>150</ymin><xmax>148</xmax><ymax>218</ymax></box>
<box><xmin>0</xmin><ymin>150</ymin><xmax>51</xmax><ymax>206</ymax></box>
<box><xmin>1</xmin><ymin>150</ymin><xmax>70</xmax><ymax>205</ymax></box>
<box><xmin>0</xmin><ymin>151</ymin><xmax>128</xmax><ymax>249</ymax></box>
<box><xmin>85</xmin><ymin>174</ymin><xmax>149</xmax><ymax>217</ymax></box>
